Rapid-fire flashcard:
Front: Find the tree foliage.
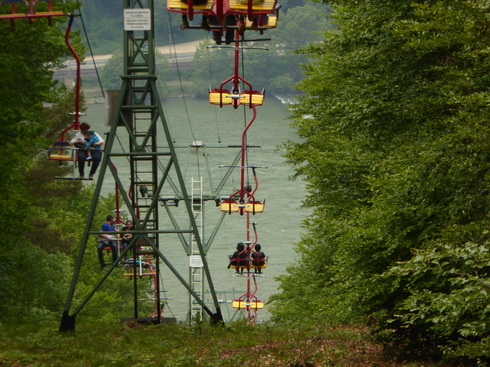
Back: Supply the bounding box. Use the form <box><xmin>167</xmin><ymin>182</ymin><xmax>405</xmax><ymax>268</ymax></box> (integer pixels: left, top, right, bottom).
<box><xmin>0</xmin><ymin>17</ymin><xmax>86</xmax><ymax>321</ymax></box>
<box><xmin>271</xmin><ymin>0</ymin><xmax>490</xmax><ymax>363</ymax></box>
<box><xmin>0</xmin><ymin>14</ymin><xmax>140</xmax><ymax>323</ymax></box>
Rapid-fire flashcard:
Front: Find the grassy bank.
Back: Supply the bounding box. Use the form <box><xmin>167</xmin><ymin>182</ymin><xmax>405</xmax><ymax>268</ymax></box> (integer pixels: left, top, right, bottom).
<box><xmin>0</xmin><ymin>321</ymin><xmax>452</xmax><ymax>366</ymax></box>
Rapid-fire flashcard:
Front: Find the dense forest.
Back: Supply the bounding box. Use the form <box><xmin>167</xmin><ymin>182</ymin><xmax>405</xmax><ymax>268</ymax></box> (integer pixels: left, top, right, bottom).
<box><xmin>270</xmin><ymin>0</ymin><xmax>490</xmax><ymax>364</ymax></box>
<box><xmin>1</xmin><ymin>0</ymin><xmax>489</xmax><ymax>366</ymax></box>
<box><xmin>0</xmin><ymin>2</ymin><xmax>146</xmax><ymax>324</ymax></box>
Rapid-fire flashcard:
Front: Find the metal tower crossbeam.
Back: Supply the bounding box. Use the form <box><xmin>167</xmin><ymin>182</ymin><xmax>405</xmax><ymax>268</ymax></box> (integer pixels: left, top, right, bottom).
<box><xmin>59</xmin><ymin>0</ymin><xmax>223</xmax><ymax>332</ymax></box>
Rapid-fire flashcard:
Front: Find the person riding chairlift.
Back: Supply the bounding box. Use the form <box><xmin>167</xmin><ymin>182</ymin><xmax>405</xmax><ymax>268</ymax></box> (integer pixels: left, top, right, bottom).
<box><xmin>70</xmin><ymin>122</ymin><xmax>104</xmax><ymax>179</ymax></box>
<box><xmin>251</xmin><ymin>243</ymin><xmax>266</xmax><ymax>274</ymax></box>
<box><xmin>228</xmin><ymin>242</ymin><xmax>247</xmax><ymax>273</ymax></box>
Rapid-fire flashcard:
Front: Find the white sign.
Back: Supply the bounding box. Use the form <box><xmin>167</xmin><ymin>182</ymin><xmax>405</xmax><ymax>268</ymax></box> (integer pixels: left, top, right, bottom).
<box><xmin>189</xmin><ymin>255</ymin><xmax>203</xmax><ymax>268</ymax></box>
<box><xmin>124</xmin><ymin>9</ymin><xmax>151</xmax><ymax>31</ymax></box>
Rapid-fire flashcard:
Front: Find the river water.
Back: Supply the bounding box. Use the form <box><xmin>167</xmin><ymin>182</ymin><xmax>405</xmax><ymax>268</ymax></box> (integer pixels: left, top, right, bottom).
<box><xmin>83</xmin><ymin>95</ymin><xmax>309</xmax><ymax>323</ymax></box>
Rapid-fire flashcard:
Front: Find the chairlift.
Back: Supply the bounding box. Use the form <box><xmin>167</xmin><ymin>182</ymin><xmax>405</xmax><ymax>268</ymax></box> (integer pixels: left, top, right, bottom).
<box><xmin>166</xmin><ymin>0</ymin><xmax>279</xmax><ymax>32</ymax></box>
<box><xmin>123</xmin><ymin>256</ymin><xmax>157</xmax><ymax>278</ymax></box>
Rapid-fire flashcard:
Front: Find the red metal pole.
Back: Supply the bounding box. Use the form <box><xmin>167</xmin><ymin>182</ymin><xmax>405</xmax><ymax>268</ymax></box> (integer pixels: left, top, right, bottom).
<box><xmin>240</xmin><ymin>106</ymin><xmax>257</xmax><ymax>202</ymax></box>
<box><xmin>233</xmin><ymin>36</ymin><xmax>240</xmax><ymax>94</ymax></box>
<box><xmin>64</xmin><ymin>14</ymin><xmax>81</xmax><ymax>131</ymax></box>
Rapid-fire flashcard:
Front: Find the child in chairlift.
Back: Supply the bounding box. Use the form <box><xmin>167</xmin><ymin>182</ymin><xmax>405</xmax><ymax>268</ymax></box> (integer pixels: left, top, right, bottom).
<box><xmin>84</xmin><ymin>130</ymin><xmax>101</xmax><ymax>161</ymax></box>
<box><xmin>251</xmin><ymin>243</ymin><xmax>266</xmax><ymax>273</ymax></box>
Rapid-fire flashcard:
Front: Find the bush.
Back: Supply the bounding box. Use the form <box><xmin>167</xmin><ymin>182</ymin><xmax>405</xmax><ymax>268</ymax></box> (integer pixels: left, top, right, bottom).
<box><xmin>377</xmin><ymin>241</ymin><xmax>490</xmax><ymax>364</ymax></box>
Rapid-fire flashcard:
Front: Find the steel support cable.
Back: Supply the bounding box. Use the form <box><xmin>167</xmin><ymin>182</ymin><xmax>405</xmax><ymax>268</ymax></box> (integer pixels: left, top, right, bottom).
<box><xmin>203</xmin><ymin>35</ymin><xmax>226</xmax><ymax>184</ymax></box>
<box><xmin>76</xmin><ymin>0</ymin><xmax>104</xmax><ymax>99</ymax></box>
<box><xmin>166</xmin><ymin>13</ymin><xmax>197</xmax><ymax>142</ymax></box>
<box><xmin>167</xmin><ymin>12</ymin><xmax>201</xmax><ymax>176</ymax></box>
<box><xmin>76</xmin><ymin>1</ymin><xmax>132</xmax><ymax>178</ymax></box>
<box><xmin>159</xmin><ymin>273</ymin><xmax>177</xmax><ymax>319</ymax></box>
<box><xmin>161</xmin><ymin>13</ymin><xmax>178</xmax><ymax>144</ymax></box>
<box><xmin>75</xmin><ymin>1</ymin><xmax>149</xmax><ymax>229</ymax></box>
<box><xmin>205</xmin><ymin>41</ymin><xmax>222</xmax><ymax>144</ymax></box>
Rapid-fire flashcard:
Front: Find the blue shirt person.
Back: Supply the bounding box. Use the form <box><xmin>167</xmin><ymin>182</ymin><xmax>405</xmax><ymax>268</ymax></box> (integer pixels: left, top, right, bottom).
<box><xmin>84</xmin><ymin>130</ymin><xmax>101</xmax><ymax>162</ymax></box>
<box><xmin>97</xmin><ymin>214</ymin><xmax>119</xmax><ymax>269</ymax></box>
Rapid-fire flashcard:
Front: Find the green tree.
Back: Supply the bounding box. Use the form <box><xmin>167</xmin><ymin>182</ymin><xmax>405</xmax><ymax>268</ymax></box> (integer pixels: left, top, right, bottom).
<box><xmin>0</xmin><ymin>16</ymin><xmax>89</xmax><ymax>321</ymax></box>
<box><xmin>276</xmin><ymin>4</ymin><xmax>328</xmax><ymax>51</ymax></box>
<box><xmin>0</xmin><ymin>18</ymin><xmax>72</xmax><ymax>250</ymax></box>
<box><xmin>271</xmin><ymin>0</ymin><xmax>490</xmax><ymax>363</ymax></box>
<box><xmin>0</xmin><ymin>13</ymin><xmax>139</xmax><ymax>322</ymax></box>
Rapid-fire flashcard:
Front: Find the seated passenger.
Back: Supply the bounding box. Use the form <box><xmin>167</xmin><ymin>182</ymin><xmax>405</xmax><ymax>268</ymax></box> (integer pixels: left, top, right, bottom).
<box><xmin>208</xmin><ymin>14</ymin><xmax>236</xmax><ymax>45</ymax></box>
<box><xmin>251</xmin><ymin>243</ymin><xmax>266</xmax><ymax>273</ymax></box>
<box><xmin>70</xmin><ymin>122</ymin><xmax>104</xmax><ymax>180</ymax></box>
<box><xmin>179</xmin><ymin>0</ymin><xmax>210</xmax><ymax>30</ymax></box>
<box><xmin>121</xmin><ymin>220</ymin><xmax>134</xmax><ymax>259</ymax></box>
<box><xmin>227</xmin><ymin>242</ymin><xmax>247</xmax><ymax>273</ymax></box>
<box><xmin>97</xmin><ymin>214</ymin><xmax>119</xmax><ymax>269</ymax></box>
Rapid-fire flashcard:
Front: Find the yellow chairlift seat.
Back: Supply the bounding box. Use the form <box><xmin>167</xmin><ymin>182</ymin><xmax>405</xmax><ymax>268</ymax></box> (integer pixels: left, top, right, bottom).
<box><xmin>244</xmin><ymin>200</ymin><xmax>264</xmax><ymax>213</ymax></box>
<box><xmin>220</xmin><ymin>199</ymin><xmax>240</xmax><ymax>213</ymax></box>
<box><xmin>229</xmin><ymin>262</ymin><xmax>248</xmax><ymax>270</ymax></box>
<box><xmin>229</xmin><ymin>0</ymin><xmax>276</xmax><ymax>11</ymax></box>
<box><xmin>123</xmin><ymin>266</ymin><xmax>156</xmax><ymax>278</ymax></box>
<box><xmin>123</xmin><ymin>257</ymin><xmax>156</xmax><ymax>278</ymax></box>
<box><xmin>209</xmin><ymin>88</ymin><xmax>233</xmax><ymax>106</ymax></box>
<box><xmin>2</xmin><ymin>0</ymin><xmax>64</xmax><ymax>4</ymax></box>
<box><xmin>49</xmin><ymin>153</ymin><xmax>73</xmax><ymax>160</ymax></box>
<box><xmin>27</xmin><ymin>10</ymin><xmax>65</xmax><ymax>16</ymax></box>
<box><xmin>240</xmin><ymin>90</ymin><xmax>264</xmax><ymax>106</ymax></box>
<box><xmin>0</xmin><ymin>0</ymin><xmax>65</xmax><ymax>19</ymax></box>
<box><xmin>209</xmin><ymin>88</ymin><xmax>265</xmax><ymax>106</ymax></box>
<box><xmin>48</xmin><ymin>141</ymin><xmax>74</xmax><ymax>161</ymax></box>
<box><xmin>232</xmin><ymin>300</ymin><xmax>264</xmax><ymax>309</ymax></box>
<box><xmin>167</xmin><ymin>0</ymin><xmax>214</xmax><ymax>11</ymax></box>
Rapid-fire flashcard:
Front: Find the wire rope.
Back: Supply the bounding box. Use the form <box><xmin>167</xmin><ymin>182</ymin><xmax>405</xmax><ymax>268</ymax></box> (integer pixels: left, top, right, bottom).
<box><xmin>167</xmin><ymin>11</ymin><xmax>201</xmax><ymax>177</ymax></box>
<box><xmin>203</xmin><ymin>35</ymin><xmax>227</xmax><ymax>188</ymax></box>
<box><xmin>75</xmin><ymin>0</ymin><xmax>105</xmax><ymax>99</ymax></box>
<box><xmin>205</xmin><ymin>43</ymin><xmax>222</xmax><ymax>144</ymax></box>
<box><xmin>166</xmin><ymin>13</ymin><xmax>197</xmax><ymax>142</ymax></box>
<box><xmin>74</xmin><ymin>1</ymin><xmax>133</xmax><ymax>176</ymax></box>
<box><xmin>75</xmin><ymin>9</ymin><xmax>154</xmax><ymax>191</ymax></box>
<box><xmin>159</xmin><ymin>272</ymin><xmax>177</xmax><ymax>319</ymax></box>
